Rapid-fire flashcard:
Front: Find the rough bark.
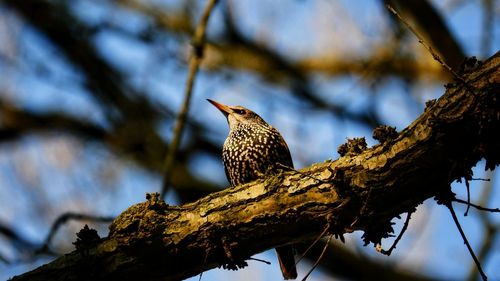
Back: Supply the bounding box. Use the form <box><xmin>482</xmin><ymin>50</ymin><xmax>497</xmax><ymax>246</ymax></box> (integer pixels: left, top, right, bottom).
<box><xmin>11</xmin><ymin>52</ymin><xmax>499</xmax><ymax>281</ymax></box>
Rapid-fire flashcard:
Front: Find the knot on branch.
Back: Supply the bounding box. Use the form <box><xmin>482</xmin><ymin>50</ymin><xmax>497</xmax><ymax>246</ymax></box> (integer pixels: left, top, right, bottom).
<box><xmin>477</xmin><ymin>83</ymin><xmax>500</xmax><ymax>170</ymax></box>
<box><xmin>220</xmin><ymin>260</ymin><xmax>249</xmax><ymax>271</ymax></box>
<box><xmin>361</xmin><ymin>219</ymin><xmax>395</xmax><ymax>247</ymax></box>
<box><xmin>372</xmin><ymin>125</ymin><xmax>398</xmax><ymax>143</ymax></box>
<box><xmin>73</xmin><ymin>225</ymin><xmax>101</xmax><ymax>251</ymax></box>
<box><xmin>191</xmin><ymin>39</ymin><xmax>205</xmax><ymax>58</ymax></box>
<box><xmin>434</xmin><ymin>190</ymin><xmax>456</xmax><ymax>206</ymax></box>
<box><xmin>458</xmin><ymin>56</ymin><xmax>482</xmax><ymax>75</ymax></box>
<box><xmin>146</xmin><ymin>192</ymin><xmax>167</xmax><ymax>210</ymax></box>
<box><xmin>425</xmin><ymin>99</ymin><xmax>437</xmax><ymax>109</ymax></box>
<box><xmin>109</xmin><ymin>195</ymin><xmax>175</xmax><ymax>238</ymax></box>
<box><xmin>337</xmin><ymin>137</ymin><xmax>367</xmax><ymax>157</ymax></box>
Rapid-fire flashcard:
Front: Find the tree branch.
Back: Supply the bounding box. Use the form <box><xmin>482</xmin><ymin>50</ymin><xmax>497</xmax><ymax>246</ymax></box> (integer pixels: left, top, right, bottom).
<box><xmin>0</xmin><ymin>103</ymin><xmax>107</xmax><ymax>141</ymax></box>
<box><xmin>11</xmin><ymin>52</ymin><xmax>499</xmax><ymax>281</ymax></box>
<box><xmin>36</xmin><ymin>212</ymin><xmax>114</xmax><ymax>255</ymax></box>
<box><xmin>386</xmin><ymin>0</ymin><xmax>466</xmax><ymax>68</ymax></box>
<box><xmin>161</xmin><ymin>0</ymin><xmax>219</xmax><ymax>197</ymax></box>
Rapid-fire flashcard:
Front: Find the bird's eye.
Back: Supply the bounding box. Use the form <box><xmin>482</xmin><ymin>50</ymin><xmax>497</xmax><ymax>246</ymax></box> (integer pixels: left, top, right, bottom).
<box><xmin>233</xmin><ymin>109</ymin><xmax>245</xmax><ymax>115</ymax></box>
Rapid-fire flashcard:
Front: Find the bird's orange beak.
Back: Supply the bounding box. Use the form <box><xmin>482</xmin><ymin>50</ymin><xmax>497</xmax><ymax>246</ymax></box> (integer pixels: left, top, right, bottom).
<box><xmin>207</xmin><ymin>99</ymin><xmax>232</xmax><ymax>117</ymax></box>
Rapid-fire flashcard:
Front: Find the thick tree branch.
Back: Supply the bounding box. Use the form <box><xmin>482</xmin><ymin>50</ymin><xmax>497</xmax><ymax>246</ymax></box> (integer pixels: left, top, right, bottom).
<box><xmin>11</xmin><ymin>52</ymin><xmax>499</xmax><ymax>281</ymax></box>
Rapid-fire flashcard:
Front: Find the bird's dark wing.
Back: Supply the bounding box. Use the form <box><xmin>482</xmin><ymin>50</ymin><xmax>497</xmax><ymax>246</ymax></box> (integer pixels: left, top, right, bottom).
<box><xmin>275</xmin><ymin>132</ymin><xmax>294</xmax><ymax>169</ymax></box>
<box><xmin>223</xmin><ymin>163</ymin><xmax>232</xmax><ymax>186</ymax></box>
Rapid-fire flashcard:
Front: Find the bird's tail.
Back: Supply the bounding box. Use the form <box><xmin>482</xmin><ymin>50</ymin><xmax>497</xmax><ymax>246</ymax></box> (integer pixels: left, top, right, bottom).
<box><xmin>275</xmin><ymin>245</ymin><xmax>297</xmax><ymax>280</ymax></box>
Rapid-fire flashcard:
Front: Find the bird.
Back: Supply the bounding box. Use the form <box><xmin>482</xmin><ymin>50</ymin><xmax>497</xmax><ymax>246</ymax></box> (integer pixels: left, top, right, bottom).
<box><xmin>208</xmin><ymin>99</ymin><xmax>297</xmax><ymax>280</ymax></box>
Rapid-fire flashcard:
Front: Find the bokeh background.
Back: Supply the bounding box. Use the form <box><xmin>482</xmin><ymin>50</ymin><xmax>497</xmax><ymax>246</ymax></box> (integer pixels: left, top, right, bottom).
<box><xmin>0</xmin><ymin>0</ymin><xmax>499</xmax><ymax>280</ymax></box>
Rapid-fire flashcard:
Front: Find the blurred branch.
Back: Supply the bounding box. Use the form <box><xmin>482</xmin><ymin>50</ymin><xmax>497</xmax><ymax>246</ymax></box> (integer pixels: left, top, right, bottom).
<box><xmin>4</xmin><ymin>0</ymin><xmax>154</xmax><ymax>120</ymax></box>
<box><xmin>11</xmin><ymin>50</ymin><xmax>500</xmax><ymax>281</ymax></box>
<box><xmin>36</xmin><ymin>212</ymin><xmax>114</xmax><ymax>255</ymax></box>
<box><xmin>1</xmin><ymin>1</ymin><xmax>496</xmax><ymax>278</ymax></box>
<box><xmin>0</xmin><ymin>253</ymin><xmax>7</xmax><ymax>264</ymax></box>
<box><xmin>111</xmin><ymin>0</ymin><xmax>466</xmax><ymax>129</ymax></box>
<box><xmin>2</xmin><ymin>0</ymin><xmax>161</xmax><ymax>166</ymax></box>
<box><xmin>115</xmin><ymin>0</ymin><xmax>194</xmax><ymax>34</ymax></box>
<box><xmin>3</xmin><ymin>0</ymin><xmax>222</xmax><ymax>200</ymax></box>
<box><xmin>221</xmin><ymin>2</ymin><xmax>382</xmax><ymax>127</ymax></box>
<box><xmin>467</xmin><ymin>171</ymin><xmax>498</xmax><ymax>281</ymax></box>
<box><xmin>0</xmin><ymin>212</ymin><xmax>112</xmax><ymax>264</ymax></box>
<box><xmin>161</xmin><ymin>0</ymin><xmax>219</xmax><ymax>197</ymax></box>
<box><xmin>203</xmin><ymin>36</ymin><xmax>448</xmax><ymax>83</ymax></box>
<box><xmin>0</xmin><ymin>223</ymin><xmax>38</xmax><ymax>262</ymax></box>
<box><xmin>386</xmin><ymin>5</ymin><xmax>464</xmax><ymax>84</ymax></box>
<box><xmin>480</xmin><ymin>0</ymin><xmax>494</xmax><ymax>57</ymax></box>
<box><xmin>299</xmin><ymin>241</ymin><xmax>441</xmax><ymax>281</ymax></box>
<box><xmin>386</xmin><ymin>0</ymin><xmax>465</xmax><ymax>68</ymax></box>
<box><xmin>0</xmin><ymin>102</ymin><xmax>107</xmax><ymax>141</ymax></box>
<box><xmin>114</xmin><ymin>0</ymin><xmax>456</xmax><ymax>128</ymax></box>
<box><xmin>0</xmin><ymin>100</ymin><xmax>219</xmax><ymax>201</ymax></box>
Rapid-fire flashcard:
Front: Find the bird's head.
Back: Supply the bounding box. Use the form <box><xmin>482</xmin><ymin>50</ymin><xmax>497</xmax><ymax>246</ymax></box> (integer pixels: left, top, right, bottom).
<box><xmin>207</xmin><ymin>99</ymin><xmax>267</xmax><ymax>130</ymax></box>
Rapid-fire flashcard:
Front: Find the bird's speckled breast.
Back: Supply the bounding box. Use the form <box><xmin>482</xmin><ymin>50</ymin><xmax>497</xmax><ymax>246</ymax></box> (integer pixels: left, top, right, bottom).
<box><xmin>222</xmin><ymin>123</ymin><xmax>293</xmax><ymax>186</ymax></box>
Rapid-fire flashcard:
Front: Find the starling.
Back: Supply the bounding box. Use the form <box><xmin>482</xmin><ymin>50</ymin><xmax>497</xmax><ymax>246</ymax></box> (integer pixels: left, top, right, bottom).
<box><xmin>208</xmin><ymin>99</ymin><xmax>297</xmax><ymax>280</ymax></box>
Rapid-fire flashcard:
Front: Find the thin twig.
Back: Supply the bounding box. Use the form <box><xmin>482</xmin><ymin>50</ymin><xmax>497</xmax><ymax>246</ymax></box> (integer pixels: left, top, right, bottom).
<box><xmin>446</xmin><ymin>201</ymin><xmax>488</xmax><ymax>281</ymax></box>
<box><xmin>471</xmin><ymin>178</ymin><xmax>490</xmax><ymax>182</ymax></box>
<box><xmin>0</xmin><ymin>253</ymin><xmax>9</xmax><ymax>264</ymax></box>
<box><xmin>248</xmin><ymin>257</ymin><xmax>271</xmax><ymax>265</ymax></box>
<box><xmin>465</xmin><ymin>179</ymin><xmax>471</xmax><ymax>216</ymax></box>
<box><xmin>295</xmin><ymin>224</ymin><xmax>330</xmax><ymax>265</ymax></box>
<box><xmin>300</xmin><ymin>235</ymin><xmax>332</xmax><ymax>281</ymax></box>
<box><xmin>36</xmin><ymin>212</ymin><xmax>114</xmax><ymax>254</ymax></box>
<box><xmin>454</xmin><ymin>198</ymin><xmax>500</xmax><ymax>213</ymax></box>
<box><xmin>386</xmin><ymin>5</ymin><xmax>469</xmax><ymax>86</ymax></box>
<box><xmin>467</xmin><ymin>224</ymin><xmax>495</xmax><ymax>281</ymax></box>
<box><xmin>467</xmin><ymin>171</ymin><xmax>496</xmax><ymax>281</ymax></box>
<box><xmin>161</xmin><ymin>0</ymin><xmax>219</xmax><ymax>198</ymax></box>
<box><xmin>380</xmin><ymin>211</ymin><xmax>413</xmax><ymax>256</ymax></box>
